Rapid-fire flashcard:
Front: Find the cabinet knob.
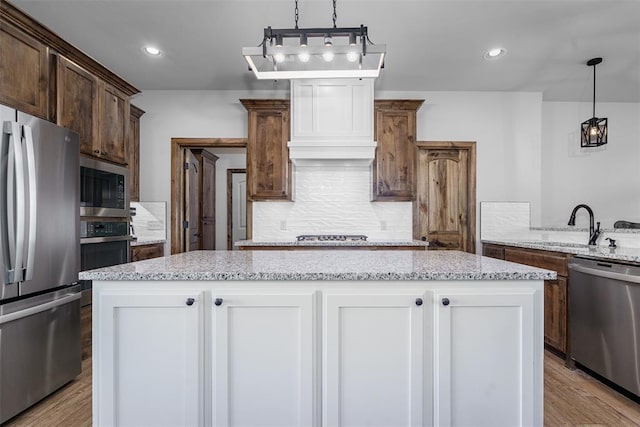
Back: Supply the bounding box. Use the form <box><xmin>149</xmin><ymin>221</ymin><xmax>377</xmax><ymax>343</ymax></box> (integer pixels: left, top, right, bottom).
<box><xmin>442</xmin><ymin>297</ymin><xmax>450</xmax><ymax>306</ymax></box>
<box><xmin>93</xmin><ymin>149</ymin><xmax>100</xmax><ymax>154</ymax></box>
<box><xmin>186</xmin><ymin>298</ymin><xmax>195</xmax><ymax>306</ymax></box>
<box><xmin>214</xmin><ymin>298</ymin><xmax>223</xmax><ymax>306</ymax></box>
<box><xmin>101</xmin><ymin>151</ymin><xmax>107</xmax><ymax>156</ymax></box>
<box><xmin>415</xmin><ymin>298</ymin><xmax>423</xmax><ymax>306</ymax></box>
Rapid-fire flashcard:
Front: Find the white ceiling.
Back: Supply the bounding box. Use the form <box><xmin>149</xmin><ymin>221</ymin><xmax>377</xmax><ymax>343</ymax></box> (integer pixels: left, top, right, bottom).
<box><xmin>11</xmin><ymin>0</ymin><xmax>640</xmax><ymax>102</ymax></box>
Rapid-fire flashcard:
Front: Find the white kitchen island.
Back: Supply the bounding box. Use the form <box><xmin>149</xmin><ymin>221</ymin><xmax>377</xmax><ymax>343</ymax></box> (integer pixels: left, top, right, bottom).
<box><xmin>80</xmin><ymin>250</ymin><xmax>555</xmax><ymax>427</ymax></box>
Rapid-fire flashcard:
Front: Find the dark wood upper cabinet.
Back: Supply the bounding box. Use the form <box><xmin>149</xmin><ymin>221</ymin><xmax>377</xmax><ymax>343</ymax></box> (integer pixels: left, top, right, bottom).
<box><xmin>57</xmin><ymin>56</ymin><xmax>130</xmax><ymax>165</ymax></box>
<box><xmin>56</xmin><ymin>56</ymin><xmax>99</xmax><ymax>155</ymax></box>
<box><xmin>241</xmin><ymin>99</ymin><xmax>290</xmax><ymax>201</ymax></box>
<box><xmin>373</xmin><ymin>100</ymin><xmax>424</xmax><ymax>201</ymax></box>
<box><xmin>0</xmin><ymin>20</ymin><xmax>49</xmax><ymax>119</ymax></box>
<box><xmin>128</xmin><ymin>104</ymin><xmax>145</xmax><ymax>202</ymax></box>
<box><xmin>98</xmin><ymin>82</ymin><xmax>129</xmax><ymax>165</ymax></box>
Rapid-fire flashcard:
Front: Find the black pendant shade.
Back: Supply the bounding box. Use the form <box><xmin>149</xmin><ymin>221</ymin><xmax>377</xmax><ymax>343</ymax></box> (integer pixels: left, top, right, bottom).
<box><xmin>581</xmin><ymin>57</ymin><xmax>608</xmax><ymax>148</ymax></box>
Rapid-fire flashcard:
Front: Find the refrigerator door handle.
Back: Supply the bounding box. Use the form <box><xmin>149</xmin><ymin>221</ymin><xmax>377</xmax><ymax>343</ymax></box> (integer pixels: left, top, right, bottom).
<box><xmin>23</xmin><ymin>125</ymin><xmax>37</xmax><ymax>281</ymax></box>
<box><xmin>4</xmin><ymin>121</ymin><xmax>24</xmax><ymax>284</ymax></box>
<box><xmin>0</xmin><ymin>292</ymin><xmax>81</xmax><ymax>325</ymax></box>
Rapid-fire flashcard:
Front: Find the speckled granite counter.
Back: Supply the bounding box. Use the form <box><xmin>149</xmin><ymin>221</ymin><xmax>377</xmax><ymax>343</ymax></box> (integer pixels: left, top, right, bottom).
<box><xmin>235</xmin><ymin>239</ymin><xmax>429</xmax><ymax>250</ymax></box>
<box><xmin>79</xmin><ymin>249</ymin><xmax>555</xmax><ymax>281</ymax></box>
<box><xmin>482</xmin><ymin>239</ymin><xmax>640</xmax><ymax>264</ymax></box>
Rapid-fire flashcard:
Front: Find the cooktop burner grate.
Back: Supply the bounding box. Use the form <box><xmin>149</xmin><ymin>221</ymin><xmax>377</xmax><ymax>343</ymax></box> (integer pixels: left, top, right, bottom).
<box><xmin>296</xmin><ymin>234</ymin><xmax>368</xmax><ymax>242</ymax></box>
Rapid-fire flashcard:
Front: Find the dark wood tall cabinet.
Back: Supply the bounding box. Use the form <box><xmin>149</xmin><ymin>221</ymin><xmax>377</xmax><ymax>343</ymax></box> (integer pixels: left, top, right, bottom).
<box><xmin>128</xmin><ymin>104</ymin><xmax>145</xmax><ymax>202</ymax></box>
<box><xmin>373</xmin><ymin>100</ymin><xmax>424</xmax><ymax>201</ymax></box>
<box><xmin>240</xmin><ymin>99</ymin><xmax>291</xmax><ymax>201</ymax></box>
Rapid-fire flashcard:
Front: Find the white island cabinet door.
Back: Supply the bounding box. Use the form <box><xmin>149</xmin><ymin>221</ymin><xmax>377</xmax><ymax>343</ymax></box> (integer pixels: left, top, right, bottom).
<box><xmin>323</xmin><ymin>292</ymin><xmax>429</xmax><ymax>427</ymax></box>
<box><xmin>434</xmin><ymin>289</ymin><xmax>540</xmax><ymax>427</ymax></box>
<box><xmin>212</xmin><ymin>291</ymin><xmax>316</xmax><ymax>426</ymax></box>
<box><xmin>95</xmin><ymin>289</ymin><xmax>204</xmax><ymax>427</ymax></box>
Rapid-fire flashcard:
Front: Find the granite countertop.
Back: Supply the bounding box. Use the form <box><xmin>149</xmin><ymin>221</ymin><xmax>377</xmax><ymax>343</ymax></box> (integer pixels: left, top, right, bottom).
<box><xmin>235</xmin><ymin>240</ymin><xmax>430</xmax><ymax>247</ymax></box>
<box><xmin>483</xmin><ymin>239</ymin><xmax>640</xmax><ymax>264</ymax></box>
<box><xmin>130</xmin><ymin>239</ymin><xmax>166</xmax><ymax>247</ymax></box>
<box><xmin>79</xmin><ymin>250</ymin><xmax>555</xmax><ymax>282</ymax></box>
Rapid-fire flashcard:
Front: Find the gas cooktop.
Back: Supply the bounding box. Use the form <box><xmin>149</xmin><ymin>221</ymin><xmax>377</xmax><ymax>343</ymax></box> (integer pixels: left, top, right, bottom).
<box><xmin>296</xmin><ymin>234</ymin><xmax>368</xmax><ymax>242</ymax></box>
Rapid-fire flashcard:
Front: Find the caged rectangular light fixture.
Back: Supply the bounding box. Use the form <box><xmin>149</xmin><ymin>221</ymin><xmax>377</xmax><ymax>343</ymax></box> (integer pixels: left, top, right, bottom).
<box><xmin>581</xmin><ymin>57</ymin><xmax>608</xmax><ymax>148</ymax></box>
<box><xmin>242</xmin><ymin>0</ymin><xmax>385</xmax><ymax>80</ymax></box>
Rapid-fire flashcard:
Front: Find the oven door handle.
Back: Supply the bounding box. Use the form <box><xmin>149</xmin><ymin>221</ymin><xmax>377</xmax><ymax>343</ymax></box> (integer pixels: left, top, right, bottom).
<box><xmin>80</xmin><ymin>235</ymin><xmax>131</xmax><ymax>244</ymax></box>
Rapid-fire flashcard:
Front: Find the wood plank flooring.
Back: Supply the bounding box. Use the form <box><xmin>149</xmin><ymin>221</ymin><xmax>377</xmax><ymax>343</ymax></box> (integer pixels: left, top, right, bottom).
<box><xmin>4</xmin><ymin>306</ymin><xmax>640</xmax><ymax>426</ymax></box>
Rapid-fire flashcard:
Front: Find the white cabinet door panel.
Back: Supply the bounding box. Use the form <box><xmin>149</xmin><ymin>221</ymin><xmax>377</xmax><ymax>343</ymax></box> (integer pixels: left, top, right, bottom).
<box><xmin>323</xmin><ymin>292</ymin><xmax>428</xmax><ymax>427</ymax></box>
<box><xmin>434</xmin><ymin>290</ymin><xmax>536</xmax><ymax>427</ymax></box>
<box><xmin>212</xmin><ymin>292</ymin><xmax>316</xmax><ymax>426</ymax></box>
<box><xmin>96</xmin><ymin>291</ymin><xmax>203</xmax><ymax>427</ymax></box>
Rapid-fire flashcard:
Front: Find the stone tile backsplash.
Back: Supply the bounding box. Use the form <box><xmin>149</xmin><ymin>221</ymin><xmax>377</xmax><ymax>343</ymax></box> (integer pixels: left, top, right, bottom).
<box><xmin>252</xmin><ymin>165</ymin><xmax>413</xmax><ymax>241</ymax></box>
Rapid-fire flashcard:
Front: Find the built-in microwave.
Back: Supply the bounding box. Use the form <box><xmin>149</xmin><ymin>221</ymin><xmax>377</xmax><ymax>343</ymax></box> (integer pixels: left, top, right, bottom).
<box><xmin>80</xmin><ymin>157</ymin><xmax>129</xmax><ymax>217</ymax></box>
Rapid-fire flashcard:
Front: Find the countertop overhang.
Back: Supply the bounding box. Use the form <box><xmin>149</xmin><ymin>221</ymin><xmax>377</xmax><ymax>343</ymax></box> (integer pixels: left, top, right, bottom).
<box><xmin>79</xmin><ymin>250</ymin><xmax>555</xmax><ymax>282</ymax></box>
<box><xmin>483</xmin><ymin>239</ymin><xmax>640</xmax><ymax>264</ymax></box>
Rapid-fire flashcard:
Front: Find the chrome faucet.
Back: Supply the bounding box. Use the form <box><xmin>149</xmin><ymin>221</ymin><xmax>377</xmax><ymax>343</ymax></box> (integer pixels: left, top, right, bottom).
<box><xmin>568</xmin><ymin>204</ymin><xmax>601</xmax><ymax>245</ymax></box>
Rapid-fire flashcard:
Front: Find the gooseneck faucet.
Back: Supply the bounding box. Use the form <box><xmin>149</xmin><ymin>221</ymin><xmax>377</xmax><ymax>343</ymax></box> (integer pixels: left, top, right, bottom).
<box><xmin>568</xmin><ymin>204</ymin><xmax>601</xmax><ymax>245</ymax></box>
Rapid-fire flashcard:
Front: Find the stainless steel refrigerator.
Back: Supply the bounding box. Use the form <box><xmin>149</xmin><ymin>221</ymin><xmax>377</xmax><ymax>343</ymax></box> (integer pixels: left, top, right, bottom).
<box><xmin>0</xmin><ymin>104</ymin><xmax>81</xmax><ymax>423</ymax></box>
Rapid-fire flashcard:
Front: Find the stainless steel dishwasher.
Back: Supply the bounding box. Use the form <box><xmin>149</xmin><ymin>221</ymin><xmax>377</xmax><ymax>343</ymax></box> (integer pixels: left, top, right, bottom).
<box><xmin>569</xmin><ymin>256</ymin><xmax>640</xmax><ymax>396</ymax></box>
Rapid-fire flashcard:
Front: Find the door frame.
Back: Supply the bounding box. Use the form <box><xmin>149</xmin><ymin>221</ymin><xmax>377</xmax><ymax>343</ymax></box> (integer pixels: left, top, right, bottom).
<box><xmin>170</xmin><ymin>138</ymin><xmax>247</xmax><ymax>254</ymax></box>
<box><xmin>413</xmin><ymin>141</ymin><xmax>477</xmax><ymax>252</ymax></box>
<box><xmin>227</xmin><ymin>168</ymin><xmax>246</xmax><ymax>250</ymax></box>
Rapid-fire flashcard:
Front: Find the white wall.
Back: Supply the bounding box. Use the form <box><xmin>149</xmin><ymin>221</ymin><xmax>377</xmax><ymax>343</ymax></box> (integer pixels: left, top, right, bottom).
<box><xmin>541</xmin><ymin>101</ymin><xmax>640</xmax><ymax>229</ymax></box>
<box><xmin>135</xmin><ymin>89</ymin><xmax>543</xmax><ymax>250</ymax></box>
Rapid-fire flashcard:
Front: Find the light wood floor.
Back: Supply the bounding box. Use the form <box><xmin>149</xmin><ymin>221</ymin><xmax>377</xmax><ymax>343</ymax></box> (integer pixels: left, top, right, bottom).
<box><xmin>5</xmin><ymin>306</ymin><xmax>640</xmax><ymax>426</ymax></box>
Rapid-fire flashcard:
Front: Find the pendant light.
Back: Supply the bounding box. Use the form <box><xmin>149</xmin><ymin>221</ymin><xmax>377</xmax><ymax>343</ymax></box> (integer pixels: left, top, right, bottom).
<box><xmin>581</xmin><ymin>57</ymin><xmax>608</xmax><ymax>147</ymax></box>
<box><xmin>242</xmin><ymin>0</ymin><xmax>385</xmax><ymax>80</ymax></box>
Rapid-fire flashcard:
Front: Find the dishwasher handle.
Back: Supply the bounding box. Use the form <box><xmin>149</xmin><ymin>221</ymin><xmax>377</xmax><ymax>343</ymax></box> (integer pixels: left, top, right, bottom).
<box><xmin>569</xmin><ymin>263</ymin><xmax>640</xmax><ymax>285</ymax></box>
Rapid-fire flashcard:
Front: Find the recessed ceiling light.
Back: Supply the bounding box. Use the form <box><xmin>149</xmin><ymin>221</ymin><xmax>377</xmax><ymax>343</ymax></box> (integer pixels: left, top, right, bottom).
<box><xmin>143</xmin><ymin>46</ymin><xmax>162</xmax><ymax>56</ymax></box>
<box><xmin>484</xmin><ymin>47</ymin><xmax>506</xmax><ymax>60</ymax></box>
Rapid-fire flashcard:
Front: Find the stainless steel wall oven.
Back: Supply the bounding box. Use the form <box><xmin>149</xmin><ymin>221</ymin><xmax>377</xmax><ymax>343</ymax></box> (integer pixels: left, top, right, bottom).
<box><xmin>80</xmin><ymin>218</ymin><xmax>130</xmax><ymax>306</ymax></box>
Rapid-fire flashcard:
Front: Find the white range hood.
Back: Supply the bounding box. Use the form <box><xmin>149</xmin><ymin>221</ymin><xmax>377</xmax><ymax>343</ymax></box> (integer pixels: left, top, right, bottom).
<box><xmin>288</xmin><ymin>79</ymin><xmax>376</xmax><ymax>166</ymax></box>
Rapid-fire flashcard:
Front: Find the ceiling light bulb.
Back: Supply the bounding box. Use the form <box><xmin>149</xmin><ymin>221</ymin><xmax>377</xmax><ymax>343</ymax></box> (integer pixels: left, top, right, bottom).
<box><xmin>346</xmin><ymin>50</ymin><xmax>359</xmax><ymax>62</ymax></box>
<box><xmin>323</xmin><ymin>48</ymin><xmax>334</xmax><ymax>62</ymax></box>
<box><xmin>274</xmin><ymin>51</ymin><xmax>286</xmax><ymax>63</ymax></box>
<box><xmin>590</xmin><ymin>125</ymin><xmax>598</xmax><ymax>136</ymax></box>
<box><xmin>143</xmin><ymin>46</ymin><xmax>161</xmax><ymax>56</ymax></box>
<box><xmin>324</xmin><ymin>35</ymin><xmax>333</xmax><ymax>47</ymax></box>
<box><xmin>298</xmin><ymin>50</ymin><xmax>310</xmax><ymax>62</ymax></box>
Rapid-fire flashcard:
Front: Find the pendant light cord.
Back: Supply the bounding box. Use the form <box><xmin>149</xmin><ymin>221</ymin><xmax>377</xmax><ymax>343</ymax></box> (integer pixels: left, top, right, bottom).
<box><xmin>294</xmin><ymin>0</ymin><xmax>299</xmax><ymax>29</ymax></box>
<box><xmin>592</xmin><ymin>62</ymin><xmax>596</xmax><ymax>118</ymax></box>
<box><xmin>332</xmin><ymin>0</ymin><xmax>337</xmax><ymax>28</ymax></box>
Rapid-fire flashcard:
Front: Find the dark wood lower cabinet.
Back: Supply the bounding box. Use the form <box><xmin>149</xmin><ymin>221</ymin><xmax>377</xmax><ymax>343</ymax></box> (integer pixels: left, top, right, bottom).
<box><xmin>483</xmin><ymin>243</ymin><xmax>569</xmax><ymax>354</ymax></box>
<box><xmin>131</xmin><ymin>243</ymin><xmax>165</xmax><ymax>262</ymax></box>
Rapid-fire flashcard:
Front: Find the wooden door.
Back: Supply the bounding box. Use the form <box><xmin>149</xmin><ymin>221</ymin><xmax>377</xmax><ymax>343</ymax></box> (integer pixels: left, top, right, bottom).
<box><xmin>185</xmin><ymin>149</ymin><xmax>200</xmax><ymax>251</ymax></box>
<box><xmin>0</xmin><ymin>22</ymin><xmax>49</xmax><ymax>119</ymax></box>
<box><xmin>128</xmin><ymin>104</ymin><xmax>144</xmax><ymax>202</ymax></box>
<box><xmin>212</xmin><ymin>292</ymin><xmax>315</xmax><ymax>426</ymax></box>
<box><xmin>415</xmin><ymin>141</ymin><xmax>476</xmax><ymax>253</ymax></box>
<box><xmin>240</xmin><ymin>99</ymin><xmax>290</xmax><ymax>200</ymax></box>
<box><xmin>98</xmin><ymin>82</ymin><xmax>129</xmax><ymax>164</ymax></box>
<box><xmin>372</xmin><ymin>100</ymin><xmax>423</xmax><ymax>201</ymax></box>
<box><xmin>200</xmin><ymin>151</ymin><xmax>218</xmax><ymax>249</ymax></box>
<box><xmin>323</xmin><ymin>292</ymin><xmax>427</xmax><ymax>426</ymax></box>
<box><xmin>57</xmin><ymin>56</ymin><xmax>99</xmax><ymax>156</ymax></box>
